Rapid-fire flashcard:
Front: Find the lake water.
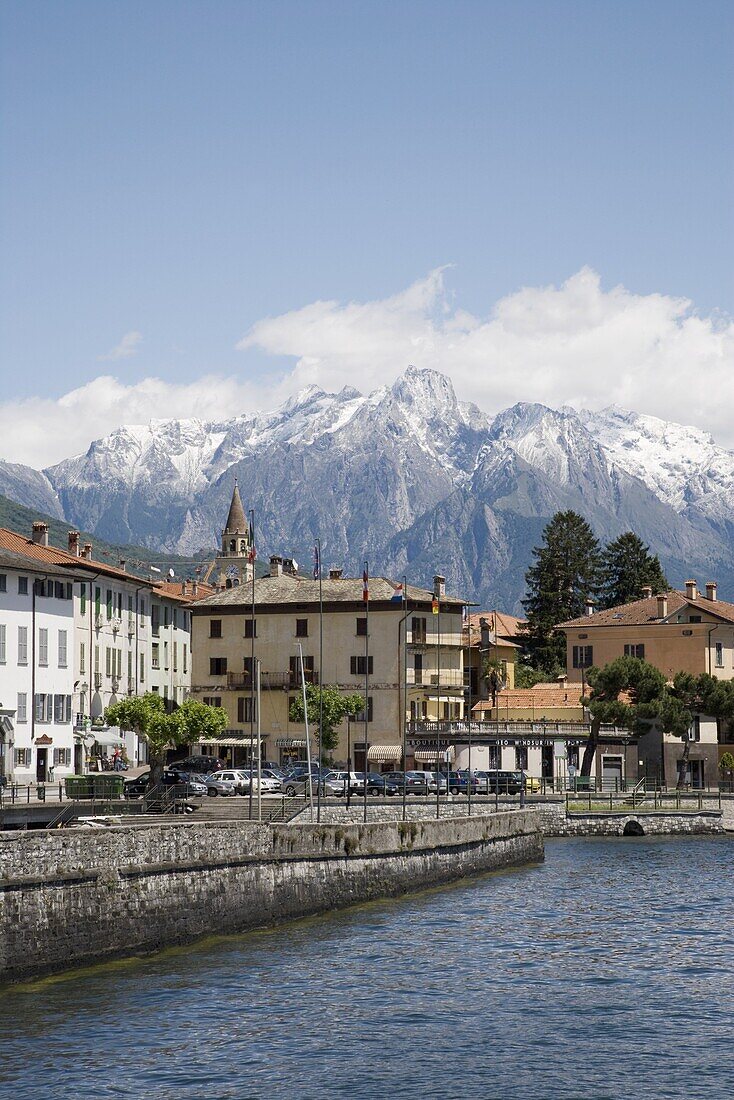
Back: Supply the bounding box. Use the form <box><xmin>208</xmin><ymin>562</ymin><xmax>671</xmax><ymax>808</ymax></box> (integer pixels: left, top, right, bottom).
<box><xmin>1</xmin><ymin>837</ymin><xmax>732</xmax><ymax>1100</ymax></box>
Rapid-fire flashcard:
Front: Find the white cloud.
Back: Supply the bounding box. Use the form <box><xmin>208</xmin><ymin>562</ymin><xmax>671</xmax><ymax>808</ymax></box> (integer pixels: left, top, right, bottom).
<box><xmin>1</xmin><ymin>375</ymin><xmax>263</xmax><ymax>468</ymax></box>
<box><xmin>98</xmin><ymin>330</ymin><xmax>143</xmax><ymax>361</ymax></box>
<box><xmin>239</xmin><ymin>267</ymin><xmax>734</xmax><ymax>445</ymax></box>
<box><xmin>3</xmin><ymin>268</ymin><xmax>734</xmax><ymax>469</ymax></box>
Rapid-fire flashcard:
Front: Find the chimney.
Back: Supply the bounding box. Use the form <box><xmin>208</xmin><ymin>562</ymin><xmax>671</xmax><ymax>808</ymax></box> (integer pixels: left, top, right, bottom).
<box><xmin>706</xmin><ymin>581</ymin><xmax>718</xmax><ymax>602</ymax></box>
<box><xmin>557</xmin><ymin>673</ymin><xmax>568</xmax><ymax>687</ymax></box>
<box><xmin>119</xmin><ymin>559</ymin><xmax>126</xmax><ymax>572</ymax></box>
<box><xmin>479</xmin><ymin>616</ymin><xmax>491</xmax><ymax>650</ymax></box>
<box><xmin>641</xmin><ymin>585</ymin><xmax>652</xmax><ymax>599</ymax></box>
<box><xmin>180</xmin><ymin>580</ymin><xmax>187</xmax><ymax>595</ymax></box>
<box><xmin>657</xmin><ymin>594</ymin><xmax>668</xmax><ymax>619</ymax></box>
<box><xmin>685</xmin><ymin>579</ymin><xmax>698</xmax><ymax>601</ymax></box>
<box><xmin>32</xmin><ymin>522</ymin><xmax>49</xmax><ymax>547</ymax></box>
<box><xmin>329</xmin><ymin>567</ymin><xmax>343</xmax><ymax>580</ymax></box>
<box><xmin>81</xmin><ymin>543</ymin><xmax>93</xmax><ymax>560</ymax></box>
<box><xmin>270</xmin><ymin>555</ymin><xmax>283</xmax><ymax>578</ymax></box>
<box><xmin>67</xmin><ymin>530</ymin><xmax>81</xmax><ymax>556</ymax></box>
<box><xmin>283</xmin><ymin>557</ymin><xmax>298</xmax><ymax>576</ymax></box>
<box><xmin>433</xmin><ymin>574</ymin><xmax>446</xmax><ymax>599</ymax></box>
<box><xmin>585</xmin><ymin>599</ymin><xmax>595</xmax><ymax>617</ymax></box>
<box><xmin>192</xmin><ymin>581</ymin><xmax>199</xmax><ymax>597</ymax></box>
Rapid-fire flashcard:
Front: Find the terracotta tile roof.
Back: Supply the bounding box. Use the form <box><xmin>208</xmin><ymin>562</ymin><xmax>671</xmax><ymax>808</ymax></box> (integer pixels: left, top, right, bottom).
<box><xmin>558</xmin><ymin>590</ymin><xmax>734</xmax><ymax>629</ymax></box>
<box><xmin>194</xmin><ymin>574</ymin><xmax>466</xmax><ymax>610</ymax></box>
<box><xmin>0</xmin><ymin>527</ymin><xmax>151</xmax><ymax>585</ymax></box>
<box><xmin>153</xmin><ymin>580</ymin><xmax>216</xmax><ymax>603</ymax></box>
<box><xmin>0</xmin><ymin>547</ymin><xmax>79</xmax><ymax>579</ymax></box>
<box><xmin>464</xmin><ymin>610</ymin><xmax>525</xmax><ymax>648</ymax></box>
<box><xmin>473</xmin><ymin>684</ymin><xmax>583</xmax><ymax>711</ymax></box>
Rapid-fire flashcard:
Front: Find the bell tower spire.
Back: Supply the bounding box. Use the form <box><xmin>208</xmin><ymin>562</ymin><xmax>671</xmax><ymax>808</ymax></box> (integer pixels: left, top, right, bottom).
<box><xmin>215</xmin><ymin>478</ymin><xmax>253</xmax><ymax>588</ymax></box>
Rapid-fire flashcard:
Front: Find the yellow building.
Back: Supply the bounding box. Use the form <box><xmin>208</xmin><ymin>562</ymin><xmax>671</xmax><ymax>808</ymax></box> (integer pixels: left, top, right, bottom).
<box><xmin>189</xmin><ymin>523</ymin><xmax>466</xmax><ymax>770</ymax></box>
<box><xmin>559</xmin><ymin>580</ymin><xmax>734</xmax><ymax>788</ymax></box>
<box><xmin>463</xmin><ymin>611</ymin><xmax>523</xmax><ymax>699</ymax></box>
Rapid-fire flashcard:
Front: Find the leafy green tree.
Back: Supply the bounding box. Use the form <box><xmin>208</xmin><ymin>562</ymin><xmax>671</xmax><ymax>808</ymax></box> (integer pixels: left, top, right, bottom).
<box><xmin>719</xmin><ymin>751</ymin><xmax>734</xmax><ymax>790</ymax></box>
<box><xmin>600</xmin><ymin>532</ymin><xmax>668</xmax><ymax>609</ymax></box>
<box><xmin>581</xmin><ymin>656</ymin><xmax>668</xmax><ymax>776</ymax></box>
<box><xmin>522</xmin><ymin>511</ymin><xmax>602</xmax><ymax>674</ymax></box>
<box><xmin>664</xmin><ymin>673</ymin><xmax>734</xmax><ymax>788</ymax></box>
<box><xmin>289</xmin><ymin>684</ymin><xmax>365</xmax><ymax>761</ymax></box>
<box><xmin>105</xmin><ymin>694</ymin><xmax>227</xmax><ymax>787</ymax></box>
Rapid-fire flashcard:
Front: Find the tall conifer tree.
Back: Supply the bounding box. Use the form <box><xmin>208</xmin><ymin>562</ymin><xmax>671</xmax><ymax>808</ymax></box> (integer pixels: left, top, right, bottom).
<box><xmin>522</xmin><ymin>510</ymin><xmax>602</xmax><ymax>673</ymax></box>
<box><xmin>600</xmin><ymin>532</ymin><xmax>668</xmax><ymax>609</ymax></box>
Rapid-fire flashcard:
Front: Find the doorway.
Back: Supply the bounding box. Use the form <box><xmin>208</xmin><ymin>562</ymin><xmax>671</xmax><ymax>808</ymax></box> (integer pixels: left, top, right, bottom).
<box><xmin>36</xmin><ymin>747</ymin><xmax>48</xmax><ymax>783</ymax></box>
<box><xmin>601</xmin><ymin>756</ymin><xmax>623</xmax><ymax>792</ymax></box>
<box><xmin>541</xmin><ymin>745</ymin><xmax>554</xmax><ymax>780</ymax></box>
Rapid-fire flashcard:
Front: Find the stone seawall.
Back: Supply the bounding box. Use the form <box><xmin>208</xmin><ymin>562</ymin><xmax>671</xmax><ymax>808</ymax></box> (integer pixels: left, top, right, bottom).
<box><xmin>0</xmin><ymin>810</ymin><xmax>542</xmax><ymax>984</ymax></box>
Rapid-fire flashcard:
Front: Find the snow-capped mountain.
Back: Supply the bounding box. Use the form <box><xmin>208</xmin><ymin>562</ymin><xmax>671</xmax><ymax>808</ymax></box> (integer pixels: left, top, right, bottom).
<box><xmin>3</xmin><ymin>366</ymin><xmax>734</xmax><ymax>610</ymax></box>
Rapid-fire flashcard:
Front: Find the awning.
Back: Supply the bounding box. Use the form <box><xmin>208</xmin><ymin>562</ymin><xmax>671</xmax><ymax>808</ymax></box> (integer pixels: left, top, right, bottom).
<box><xmin>276</xmin><ymin>737</ymin><xmax>309</xmax><ymax>748</ymax></box>
<box><xmin>199</xmin><ymin>736</ymin><xmax>261</xmax><ymax>747</ymax></box>
<box><xmin>367</xmin><ymin>744</ymin><xmax>402</xmax><ymax>762</ymax></box>
<box><xmin>90</xmin><ymin>730</ymin><xmax>126</xmax><ymax>749</ymax></box>
<box><xmin>414</xmin><ymin>746</ymin><xmax>455</xmax><ymax>763</ymax></box>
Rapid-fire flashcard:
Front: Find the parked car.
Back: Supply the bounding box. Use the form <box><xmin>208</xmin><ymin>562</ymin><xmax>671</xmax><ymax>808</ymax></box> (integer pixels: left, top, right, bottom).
<box><xmin>212</xmin><ymin>769</ymin><xmax>252</xmax><ymax>795</ymax></box>
<box><xmin>123</xmin><ymin>773</ymin><xmax>150</xmax><ymax>798</ymax></box>
<box><xmin>323</xmin><ymin>771</ymin><xmax>366</xmax><ymax>796</ymax></box>
<box><xmin>261</xmin><ymin>766</ymin><xmax>287</xmax><ymax>781</ymax></box>
<box><xmin>168</xmin><ymin>755</ymin><xmax>221</xmax><ymax>775</ymax></box>
<box><xmin>447</xmin><ymin>771</ymin><xmax>482</xmax><ymax>795</ymax></box>
<box><xmin>162</xmin><ymin>770</ymin><xmax>208</xmax><ymax>797</ymax></box>
<box><xmin>281</xmin><ymin>774</ymin><xmax>341</xmax><ymax>798</ymax></box>
<box><xmin>409</xmin><ymin>770</ymin><xmax>447</xmax><ymax>793</ymax></box>
<box><xmin>238</xmin><ymin>769</ymin><xmax>282</xmax><ymax>794</ymax></box>
<box><xmin>364</xmin><ymin>772</ymin><xmax>401</xmax><ymax>797</ymax></box>
<box><xmin>382</xmin><ymin>771</ymin><xmax>432</xmax><ymax>796</ymax></box>
<box><xmin>198</xmin><ymin>773</ymin><xmax>239</xmax><ymax>797</ymax></box>
<box><xmin>481</xmin><ymin>770</ymin><xmax>524</xmax><ymax>795</ymax></box>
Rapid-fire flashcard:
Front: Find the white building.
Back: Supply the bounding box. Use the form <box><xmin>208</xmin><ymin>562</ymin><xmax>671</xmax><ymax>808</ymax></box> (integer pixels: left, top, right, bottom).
<box><xmin>0</xmin><ymin>523</ymin><xmax>194</xmax><ymax>774</ymax></box>
<box><xmin>0</xmin><ymin>549</ymin><xmax>77</xmax><ymax>784</ymax></box>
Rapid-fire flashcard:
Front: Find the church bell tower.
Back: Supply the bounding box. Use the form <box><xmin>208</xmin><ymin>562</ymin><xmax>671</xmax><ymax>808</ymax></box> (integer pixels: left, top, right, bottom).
<box><xmin>214</xmin><ymin>479</ymin><xmax>253</xmax><ymax>589</ymax></box>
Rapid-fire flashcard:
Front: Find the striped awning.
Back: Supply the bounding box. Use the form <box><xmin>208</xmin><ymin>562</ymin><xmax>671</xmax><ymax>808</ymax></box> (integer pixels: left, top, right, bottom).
<box><xmin>414</xmin><ymin>746</ymin><xmax>455</xmax><ymax>763</ymax></box>
<box><xmin>199</xmin><ymin>736</ymin><xmax>261</xmax><ymax>747</ymax></box>
<box><xmin>275</xmin><ymin>737</ymin><xmax>309</xmax><ymax>748</ymax></box>
<box><xmin>366</xmin><ymin>744</ymin><xmax>402</xmax><ymax>762</ymax></box>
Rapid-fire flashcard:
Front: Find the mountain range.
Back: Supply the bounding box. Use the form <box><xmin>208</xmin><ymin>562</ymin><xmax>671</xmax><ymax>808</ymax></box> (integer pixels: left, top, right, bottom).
<box><xmin>3</xmin><ymin>366</ymin><xmax>734</xmax><ymax>612</ymax></box>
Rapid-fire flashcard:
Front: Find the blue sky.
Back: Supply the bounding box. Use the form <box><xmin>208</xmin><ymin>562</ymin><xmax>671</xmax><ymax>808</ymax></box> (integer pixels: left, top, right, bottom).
<box><xmin>1</xmin><ymin>1</ymin><xmax>733</xmax><ymax>464</ymax></box>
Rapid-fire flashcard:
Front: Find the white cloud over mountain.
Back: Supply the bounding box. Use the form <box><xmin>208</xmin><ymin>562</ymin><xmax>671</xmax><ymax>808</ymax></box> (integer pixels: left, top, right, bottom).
<box><xmin>3</xmin><ymin>268</ymin><xmax>733</xmax><ymax>467</ymax></box>
<box><xmin>98</xmin><ymin>330</ymin><xmax>144</xmax><ymax>361</ymax></box>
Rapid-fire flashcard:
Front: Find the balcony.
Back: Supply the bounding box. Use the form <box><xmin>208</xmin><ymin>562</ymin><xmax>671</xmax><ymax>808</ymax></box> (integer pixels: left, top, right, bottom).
<box><xmin>94</xmin><ymin>614</ymin><xmax>104</xmax><ymax>630</ymax></box>
<box><xmin>112</xmin><ymin>617</ymin><xmax>122</xmax><ymax>633</ymax></box>
<box><xmin>406</xmin><ymin>669</ymin><xmax>464</xmax><ymax>689</ymax></box>
<box><xmin>407</xmin><ymin>631</ymin><xmax>463</xmax><ymax>648</ymax></box>
<box><xmin>226</xmin><ymin>670</ymin><xmax>320</xmax><ymax>690</ymax></box>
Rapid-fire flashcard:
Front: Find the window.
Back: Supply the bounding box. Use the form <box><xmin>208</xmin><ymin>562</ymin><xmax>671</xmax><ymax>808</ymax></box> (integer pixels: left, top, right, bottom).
<box><xmin>163</xmin><ymin>641</ymin><xmax>169</xmax><ymax>669</ymax></box>
<box><xmin>34</xmin><ymin>694</ymin><xmax>52</xmax><ymax>723</ymax></box>
<box><xmin>689</xmin><ymin>615</ymin><xmax>702</xmax><ymax>623</ymax></box>
<box><xmin>210</xmin><ymin>619</ymin><xmax>222</xmax><ymax>639</ymax></box>
<box><xmin>54</xmin><ymin>695</ymin><xmax>65</xmax><ymax>723</ymax></box>
<box><xmin>117</xmin><ymin>592</ymin><xmax>123</xmax><ymax>617</ymax></box>
<box><xmin>15</xmin><ymin>748</ymin><xmax>30</xmax><ymax>767</ymax></box>
<box><xmin>183</xmin><ymin>644</ymin><xmax>188</xmax><ymax>674</ymax></box>
<box><xmin>350</xmin><ymin>655</ymin><xmax>374</xmax><ymax>676</ymax></box>
<box><xmin>116</xmin><ymin>648</ymin><xmax>122</xmax><ymax>677</ymax></box>
<box><xmin>715</xmin><ymin>642</ymin><xmax>724</xmax><ymax>668</ymax></box>
<box><xmin>139</xmin><ymin>598</ymin><xmax>145</xmax><ymax>617</ymax></box>
<box><xmin>203</xmin><ymin>697</ymin><xmax>222</xmax><ymax>707</ymax></box>
<box><xmin>17</xmin><ymin>693</ymin><xmax>27</xmax><ymax>723</ymax></box>
<box><xmin>53</xmin><ymin>748</ymin><xmax>71</xmax><ymax>767</ymax></box>
<box><xmin>356</xmin><ymin>617</ymin><xmax>367</xmax><ymax>637</ymax></box>
<box><xmin>210</xmin><ymin>657</ymin><xmax>228</xmax><ymax>676</ymax></box>
<box><xmin>95</xmin><ymin>586</ymin><xmax>101</xmax><ymax>616</ymax></box>
<box><xmin>106</xmin><ymin>589</ymin><xmax>113</xmax><ymax>619</ymax></box>
<box><xmin>0</xmin><ymin>574</ymin><xmax>5</xmax><ymax>592</ymax></box>
<box><xmin>58</xmin><ymin>629</ymin><xmax>68</xmax><ymax>668</ymax></box>
<box><xmin>0</xmin><ymin>624</ymin><xmax>5</xmax><ymax>663</ymax></box>
<box><xmin>80</xmin><ymin>583</ymin><xmax>87</xmax><ymax>614</ymax></box>
<box><xmin>572</xmin><ymin>645</ymin><xmax>593</xmax><ymax>669</ymax></box>
<box><xmin>237</xmin><ymin>697</ymin><xmax>256</xmax><ymax>723</ymax></box>
<box><xmin>411</xmin><ymin>616</ymin><xmax>427</xmax><ymax>644</ymax></box>
<box><xmin>289</xmin><ymin>655</ymin><xmax>315</xmax><ymax>684</ymax></box>
<box><xmin>354</xmin><ymin>697</ymin><xmax>374</xmax><ymax>723</ymax></box>
<box><xmin>623</xmin><ymin>644</ymin><xmax>645</xmax><ymax>659</ymax></box>
<box><xmin>151</xmin><ymin>605</ymin><xmax>160</xmax><ymax>636</ymax></box>
<box><xmin>152</xmin><ymin>643</ymin><xmax>160</xmax><ymax>669</ymax></box>
<box><xmin>689</xmin><ymin>716</ymin><xmax>701</xmax><ymax>742</ymax></box>
<box><xmin>244</xmin><ymin>619</ymin><xmax>257</xmax><ymax>639</ymax></box>
<box><xmin>296</xmin><ymin>618</ymin><xmax>308</xmax><ymax>637</ymax></box>
<box><xmin>18</xmin><ymin>576</ymin><xmax>28</xmax><ymax>595</ymax></box>
<box><xmin>38</xmin><ymin>628</ymin><xmax>49</xmax><ymax>666</ymax></box>
<box><xmin>163</xmin><ymin>606</ymin><xmax>170</xmax><ymax>629</ymax></box>
<box><xmin>173</xmin><ymin>641</ymin><xmax>178</xmax><ymax>672</ymax></box>
<box><xmin>140</xmin><ymin>653</ymin><xmax>145</xmax><ymax>683</ymax></box>
<box><xmin>128</xmin><ymin>650</ymin><xmax>133</xmax><ymax>681</ymax></box>
<box><xmin>106</xmin><ymin>647</ymin><xmax>112</xmax><ymax>677</ymax></box>
<box><xmin>128</xmin><ymin>595</ymin><xmax>133</xmax><ymax>615</ymax></box>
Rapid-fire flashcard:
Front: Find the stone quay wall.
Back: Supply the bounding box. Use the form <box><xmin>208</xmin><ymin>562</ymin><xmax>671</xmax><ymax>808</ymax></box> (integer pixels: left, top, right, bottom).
<box><xmin>0</xmin><ymin>809</ymin><xmax>542</xmax><ymax>984</ymax></box>
<box><xmin>302</xmin><ymin>800</ymin><xmax>726</xmax><ymax>837</ymax></box>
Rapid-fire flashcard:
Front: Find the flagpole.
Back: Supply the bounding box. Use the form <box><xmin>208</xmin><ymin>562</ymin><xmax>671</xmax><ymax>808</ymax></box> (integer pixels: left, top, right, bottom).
<box><xmin>316</xmin><ymin>538</ymin><xmax>323</xmax><ymax>823</ymax></box>
<box><xmin>299</xmin><ymin>642</ymin><xmax>314</xmax><ymax>821</ymax></box>
<box><xmin>248</xmin><ymin>508</ymin><xmax>255</xmax><ymax>821</ymax></box>
<box><xmin>466</xmin><ymin>604</ymin><xmax>472</xmax><ymax>817</ymax></box>
<box><xmin>363</xmin><ymin>559</ymin><xmax>369</xmax><ymax>825</ymax></box>
<box><xmin>401</xmin><ymin>576</ymin><xmax>408</xmax><ymax>822</ymax></box>
<box><xmin>256</xmin><ymin>657</ymin><xmax>262</xmax><ymax>822</ymax></box>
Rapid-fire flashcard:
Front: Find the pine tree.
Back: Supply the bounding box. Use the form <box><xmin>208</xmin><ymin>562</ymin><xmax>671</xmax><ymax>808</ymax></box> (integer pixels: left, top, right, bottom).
<box><xmin>522</xmin><ymin>511</ymin><xmax>602</xmax><ymax>674</ymax></box>
<box><xmin>600</xmin><ymin>532</ymin><xmax>668</xmax><ymax>609</ymax></box>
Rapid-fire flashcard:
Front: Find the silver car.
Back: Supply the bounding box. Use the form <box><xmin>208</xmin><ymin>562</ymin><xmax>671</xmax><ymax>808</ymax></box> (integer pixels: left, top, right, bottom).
<box><xmin>194</xmin><ymin>772</ymin><xmax>238</xmax><ymax>797</ymax></box>
<box><xmin>282</xmin><ymin>774</ymin><xmax>341</xmax><ymax>798</ymax></box>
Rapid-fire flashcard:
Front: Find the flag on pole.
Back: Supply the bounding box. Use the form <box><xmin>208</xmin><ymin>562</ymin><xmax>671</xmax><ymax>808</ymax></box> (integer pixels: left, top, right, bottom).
<box><xmin>313</xmin><ymin>543</ymin><xmax>321</xmax><ymax>580</ymax></box>
<box><xmin>247</xmin><ymin>519</ymin><xmax>256</xmax><ymax>563</ymax></box>
<box><xmin>432</xmin><ymin>595</ymin><xmax>439</xmax><ymax>615</ymax></box>
<box><xmin>363</xmin><ymin>565</ymin><xmax>369</xmax><ymax>603</ymax></box>
<box><xmin>391</xmin><ymin>582</ymin><xmax>403</xmax><ymax>603</ymax></box>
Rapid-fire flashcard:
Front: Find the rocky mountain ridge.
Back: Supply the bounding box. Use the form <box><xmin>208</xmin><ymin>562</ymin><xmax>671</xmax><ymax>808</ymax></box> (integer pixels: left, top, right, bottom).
<box><xmin>2</xmin><ymin>366</ymin><xmax>734</xmax><ymax>611</ymax></box>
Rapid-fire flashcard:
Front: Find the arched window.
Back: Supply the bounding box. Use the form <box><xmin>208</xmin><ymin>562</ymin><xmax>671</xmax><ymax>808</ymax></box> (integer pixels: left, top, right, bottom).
<box><xmin>240</xmin><ymin>540</ymin><xmax>246</xmax><ymax>551</ymax></box>
<box><xmin>229</xmin><ymin>539</ymin><xmax>236</xmax><ymax>552</ymax></box>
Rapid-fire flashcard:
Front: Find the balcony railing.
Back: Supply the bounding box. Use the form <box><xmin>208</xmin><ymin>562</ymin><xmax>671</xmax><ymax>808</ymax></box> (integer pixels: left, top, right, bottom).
<box><xmin>406</xmin><ymin>719</ymin><xmax>628</xmax><ymax>738</ymax></box>
<box><xmin>406</xmin><ymin>669</ymin><xmax>464</xmax><ymax>688</ymax></box>
<box><xmin>227</xmin><ymin>671</ymin><xmax>319</xmax><ymax>691</ymax></box>
<box><xmin>407</xmin><ymin>631</ymin><xmax>463</xmax><ymax>647</ymax></box>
